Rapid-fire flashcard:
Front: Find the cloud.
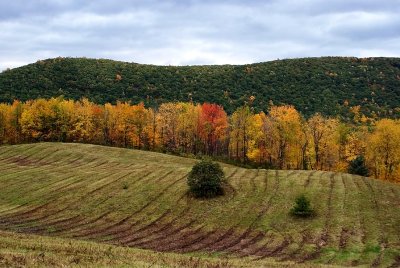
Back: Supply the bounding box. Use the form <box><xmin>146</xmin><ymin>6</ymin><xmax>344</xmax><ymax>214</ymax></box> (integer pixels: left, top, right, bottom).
<box><xmin>1</xmin><ymin>0</ymin><xmax>399</xmax><ymax>70</ymax></box>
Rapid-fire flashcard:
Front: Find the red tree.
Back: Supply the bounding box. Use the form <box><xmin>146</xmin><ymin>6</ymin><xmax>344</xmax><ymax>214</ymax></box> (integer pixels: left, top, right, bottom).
<box><xmin>199</xmin><ymin>103</ymin><xmax>228</xmax><ymax>155</ymax></box>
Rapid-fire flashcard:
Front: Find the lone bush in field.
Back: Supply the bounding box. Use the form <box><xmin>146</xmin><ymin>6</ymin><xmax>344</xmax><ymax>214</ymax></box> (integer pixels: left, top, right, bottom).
<box><xmin>187</xmin><ymin>159</ymin><xmax>224</xmax><ymax>198</ymax></box>
<box><xmin>348</xmin><ymin>155</ymin><xmax>369</xmax><ymax>176</ymax></box>
<box><xmin>290</xmin><ymin>194</ymin><xmax>314</xmax><ymax>217</ymax></box>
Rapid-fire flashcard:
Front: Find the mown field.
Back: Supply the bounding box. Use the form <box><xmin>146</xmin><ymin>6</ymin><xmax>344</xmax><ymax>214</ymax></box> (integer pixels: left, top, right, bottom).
<box><xmin>0</xmin><ymin>229</ymin><xmax>324</xmax><ymax>268</ymax></box>
<box><xmin>0</xmin><ymin>143</ymin><xmax>399</xmax><ymax>267</ymax></box>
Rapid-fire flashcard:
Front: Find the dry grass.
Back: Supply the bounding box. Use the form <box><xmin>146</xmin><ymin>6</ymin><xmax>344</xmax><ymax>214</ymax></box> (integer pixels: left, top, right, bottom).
<box><xmin>0</xmin><ymin>229</ymin><xmax>332</xmax><ymax>268</ymax></box>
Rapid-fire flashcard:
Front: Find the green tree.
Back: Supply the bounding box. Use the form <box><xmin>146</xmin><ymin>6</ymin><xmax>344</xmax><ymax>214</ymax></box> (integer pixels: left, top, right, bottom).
<box><xmin>290</xmin><ymin>194</ymin><xmax>314</xmax><ymax>217</ymax></box>
<box><xmin>187</xmin><ymin>159</ymin><xmax>225</xmax><ymax>198</ymax></box>
<box><xmin>348</xmin><ymin>155</ymin><xmax>369</xmax><ymax>176</ymax></box>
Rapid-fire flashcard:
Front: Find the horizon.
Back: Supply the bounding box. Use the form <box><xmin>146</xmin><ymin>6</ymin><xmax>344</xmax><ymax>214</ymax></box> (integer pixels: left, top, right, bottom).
<box><xmin>1</xmin><ymin>0</ymin><xmax>400</xmax><ymax>71</ymax></box>
<box><xmin>4</xmin><ymin>55</ymin><xmax>400</xmax><ymax>71</ymax></box>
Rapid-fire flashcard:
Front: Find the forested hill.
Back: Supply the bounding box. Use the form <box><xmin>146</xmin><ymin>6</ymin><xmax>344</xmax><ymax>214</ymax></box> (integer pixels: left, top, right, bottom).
<box><xmin>1</xmin><ymin>56</ymin><xmax>400</xmax><ymax>118</ymax></box>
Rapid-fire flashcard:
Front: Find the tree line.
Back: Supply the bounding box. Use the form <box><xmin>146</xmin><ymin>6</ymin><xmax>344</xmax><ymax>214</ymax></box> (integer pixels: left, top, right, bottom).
<box><xmin>1</xmin><ymin>57</ymin><xmax>400</xmax><ymax>119</ymax></box>
<box><xmin>0</xmin><ymin>97</ymin><xmax>399</xmax><ymax>182</ymax></box>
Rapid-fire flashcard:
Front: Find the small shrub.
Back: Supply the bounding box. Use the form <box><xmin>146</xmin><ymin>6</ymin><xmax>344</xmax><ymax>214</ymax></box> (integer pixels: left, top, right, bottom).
<box><xmin>122</xmin><ymin>183</ymin><xmax>129</xmax><ymax>190</ymax></box>
<box><xmin>348</xmin><ymin>155</ymin><xmax>369</xmax><ymax>176</ymax></box>
<box><xmin>290</xmin><ymin>194</ymin><xmax>314</xmax><ymax>217</ymax></box>
<box><xmin>187</xmin><ymin>159</ymin><xmax>225</xmax><ymax>198</ymax></box>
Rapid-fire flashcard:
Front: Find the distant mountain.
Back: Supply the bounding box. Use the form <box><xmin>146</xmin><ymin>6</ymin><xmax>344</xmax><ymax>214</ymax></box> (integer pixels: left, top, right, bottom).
<box><xmin>1</xmin><ymin>56</ymin><xmax>399</xmax><ymax>119</ymax></box>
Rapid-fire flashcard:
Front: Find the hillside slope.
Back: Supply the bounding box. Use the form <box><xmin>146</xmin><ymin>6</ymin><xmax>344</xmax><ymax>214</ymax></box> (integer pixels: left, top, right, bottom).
<box><xmin>1</xmin><ymin>57</ymin><xmax>400</xmax><ymax>118</ymax></box>
<box><xmin>0</xmin><ymin>230</ymin><xmax>311</xmax><ymax>268</ymax></box>
<box><xmin>0</xmin><ymin>143</ymin><xmax>399</xmax><ymax>267</ymax></box>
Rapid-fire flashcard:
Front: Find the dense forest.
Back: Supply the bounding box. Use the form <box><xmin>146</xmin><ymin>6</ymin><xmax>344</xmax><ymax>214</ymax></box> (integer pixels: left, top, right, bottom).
<box><xmin>1</xmin><ymin>57</ymin><xmax>400</xmax><ymax>120</ymax></box>
<box><xmin>1</xmin><ymin>98</ymin><xmax>399</xmax><ymax>182</ymax></box>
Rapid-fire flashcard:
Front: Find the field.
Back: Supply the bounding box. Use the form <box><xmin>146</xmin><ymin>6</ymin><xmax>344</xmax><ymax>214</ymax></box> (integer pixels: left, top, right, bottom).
<box><xmin>0</xmin><ymin>143</ymin><xmax>399</xmax><ymax>267</ymax></box>
<box><xmin>0</xmin><ymin>229</ymin><xmax>325</xmax><ymax>267</ymax></box>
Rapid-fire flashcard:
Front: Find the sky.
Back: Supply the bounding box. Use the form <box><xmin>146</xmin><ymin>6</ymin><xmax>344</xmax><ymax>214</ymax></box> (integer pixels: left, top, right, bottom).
<box><xmin>1</xmin><ymin>0</ymin><xmax>400</xmax><ymax>70</ymax></box>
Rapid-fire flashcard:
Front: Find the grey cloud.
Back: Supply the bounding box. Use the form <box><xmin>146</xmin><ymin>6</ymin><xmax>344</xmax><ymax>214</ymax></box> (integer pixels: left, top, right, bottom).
<box><xmin>0</xmin><ymin>0</ymin><xmax>399</xmax><ymax>70</ymax></box>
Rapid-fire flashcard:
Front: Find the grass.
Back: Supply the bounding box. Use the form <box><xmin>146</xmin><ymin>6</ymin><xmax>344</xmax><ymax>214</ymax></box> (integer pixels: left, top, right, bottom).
<box><xmin>0</xmin><ymin>229</ymin><xmax>321</xmax><ymax>268</ymax></box>
<box><xmin>0</xmin><ymin>142</ymin><xmax>399</xmax><ymax>267</ymax></box>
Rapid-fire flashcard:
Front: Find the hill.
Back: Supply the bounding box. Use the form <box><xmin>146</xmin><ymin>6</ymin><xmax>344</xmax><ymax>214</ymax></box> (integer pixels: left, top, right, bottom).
<box><xmin>0</xmin><ymin>143</ymin><xmax>399</xmax><ymax>267</ymax></box>
<box><xmin>1</xmin><ymin>57</ymin><xmax>400</xmax><ymax>118</ymax></box>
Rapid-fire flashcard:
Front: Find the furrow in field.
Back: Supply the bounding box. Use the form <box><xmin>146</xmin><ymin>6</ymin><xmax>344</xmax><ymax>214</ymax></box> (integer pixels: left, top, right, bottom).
<box><xmin>226</xmin><ymin>170</ymin><xmax>280</xmax><ymax>258</ymax></box>
<box><xmin>167</xmin><ymin>229</ymin><xmax>218</xmax><ymax>252</ymax></box>
<box><xmin>119</xmin><ymin>207</ymin><xmax>193</xmax><ymax>247</ymax></box>
<box><xmin>74</xmin><ymin>173</ymin><xmax>186</xmax><ymax>239</ymax></box>
<box><xmin>42</xmin><ymin>170</ymin><xmax>154</xmax><ymax>233</ymax></box>
<box><xmin>339</xmin><ymin>177</ymin><xmax>348</xmax><ymax>251</ymax></box>
<box><xmin>253</xmin><ymin>234</ymin><xmax>291</xmax><ymax>260</ymax></box>
<box><xmin>0</xmin><ymin>170</ymin><xmax>116</xmax><ymax>225</ymax></box>
<box><xmin>304</xmin><ymin>171</ymin><xmax>316</xmax><ymax>188</ymax></box>
<box><xmin>138</xmin><ymin>222</ymin><xmax>204</xmax><ymax>251</ymax></box>
<box><xmin>302</xmin><ymin>172</ymin><xmax>335</xmax><ymax>262</ymax></box>
<box><xmin>363</xmin><ymin>177</ymin><xmax>389</xmax><ymax>268</ymax></box>
<box><xmin>189</xmin><ymin>169</ymin><xmax>279</xmax><ymax>256</ymax></box>
<box><xmin>64</xmin><ymin>170</ymin><xmax>164</xmax><ymax>237</ymax></box>
<box><xmin>102</xmin><ymin>209</ymin><xmax>173</xmax><ymax>243</ymax></box>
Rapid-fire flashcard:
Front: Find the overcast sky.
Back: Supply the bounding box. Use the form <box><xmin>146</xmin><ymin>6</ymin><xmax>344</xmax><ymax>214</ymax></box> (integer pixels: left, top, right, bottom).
<box><xmin>1</xmin><ymin>0</ymin><xmax>400</xmax><ymax>70</ymax></box>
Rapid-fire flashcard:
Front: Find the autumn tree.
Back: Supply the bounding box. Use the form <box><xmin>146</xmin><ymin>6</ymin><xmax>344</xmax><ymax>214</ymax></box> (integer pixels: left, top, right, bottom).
<box><xmin>129</xmin><ymin>103</ymin><xmax>152</xmax><ymax>149</ymax></box>
<box><xmin>21</xmin><ymin>98</ymin><xmax>71</xmax><ymax>142</ymax></box>
<box><xmin>268</xmin><ymin>105</ymin><xmax>304</xmax><ymax>169</ymax></box>
<box><xmin>0</xmin><ymin>105</ymin><xmax>5</xmax><ymax>143</ymax></box>
<box><xmin>176</xmin><ymin>103</ymin><xmax>201</xmax><ymax>154</ymax></box>
<box><xmin>229</xmin><ymin>105</ymin><xmax>253</xmax><ymax>161</ymax></box>
<box><xmin>199</xmin><ymin>103</ymin><xmax>228</xmax><ymax>156</ymax></box>
<box><xmin>1</xmin><ymin>97</ymin><xmax>399</xmax><ymax>183</ymax></box>
<box><xmin>366</xmin><ymin>119</ymin><xmax>400</xmax><ymax>181</ymax></box>
<box><xmin>157</xmin><ymin>103</ymin><xmax>185</xmax><ymax>152</ymax></box>
<box><xmin>246</xmin><ymin>112</ymin><xmax>266</xmax><ymax>164</ymax></box>
<box><xmin>8</xmin><ymin>100</ymin><xmax>23</xmax><ymax>144</ymax></box>
<box><xmin>308</xmin><ymin>114</ymin><xmax>340</xmax><ymax>170</ymax></box>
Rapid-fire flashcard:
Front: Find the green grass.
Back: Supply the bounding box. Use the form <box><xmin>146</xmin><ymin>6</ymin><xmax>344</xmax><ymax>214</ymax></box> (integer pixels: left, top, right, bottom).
<box><xmin>0</xmin><ymin>143</ymin><xmax>399</xmax><ymax>267</ymax></box>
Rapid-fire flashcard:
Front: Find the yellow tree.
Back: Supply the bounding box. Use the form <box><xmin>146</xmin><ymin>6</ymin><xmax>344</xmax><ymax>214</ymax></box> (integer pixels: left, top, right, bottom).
<box><xmin>176</xmin><ymin>103</ymin><xmax>201</xmax><ymax>154</ymax></box>
<box><xmin>156</xmin><ymin>103</ymin><xmax>182</xmax><ymax>152</ymax></box>
<box><xmin>308</xmin><ymin>113</ymin><xmax>340</xmax><ymax>170</ymax></box>
<box><xmin>129</xmin><ymin>103</ymin><xmax>152</xmax><ymax>149</ymax></box>
<box><xmin>103</xmin><ymin>102</ymin><xmax>131</xmax><ymax>147</ymax></box>
<box><xmin>8</xmin><ymin>100</ymin><xmax>23</xmax><ymax>143</ymax></box>
<box><xmin>21</xmin><ymin>98</ymin><xmax>56</xmax><ymax>141</ymax></box>
<box><xmin>229</xmin><ymin>105</ymin><xmax>253</xmax><ymax>161</ymax></box>
<box><xmin>299</xmin><ymin>119</ymin><xmax>312</xmax><ymax>170</ymax></box>
<box><xmin>256</xmin><ymin>112</ymin><xmax>279</xmax><ymax>167</ymax></box>
<box><xmin>0</xmin><ymin>103</ymin><xmax>12</xmax><ymax>144</ymax></box>
<box><xmin>341</xmin><ymin>126</ymin><xmax>368</xmax><ymax>171</ymax></box>
<box><xmin>366</xmin><ymin>119</ymin><xmax>400</xmax><ymax>181</ymax></box>
<box><xmin>268</xmin><ymin>105</ymin><xmax>304</xmax><ymax>169</ymax></box>
<box><xmin>246</xmin><ymin>112</ymin><xmax>265</xmax><ymax>163</ymax></box>
<box><xmin>70</xmin><ymin>98</ymin><xmax>96</xmax><ymax>143</ymax></box>
<box><xmin>90</xmin><ymin>104</ymin><xmax>106</xmax><ymax>145</ymax></box>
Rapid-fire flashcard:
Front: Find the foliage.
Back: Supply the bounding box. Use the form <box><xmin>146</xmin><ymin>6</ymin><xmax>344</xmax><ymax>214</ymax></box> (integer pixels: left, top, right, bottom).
<box><xmin>1</xmin><ymin>57</ymin><xmax>400</xmax><ymax>120</ymax></box>
<box><xmin>0</xmin><ymin>97</ymin><xmax>400</xmax><ymax>182</ymax></box>
<box><xmin>187</xmin><ymin>159</ymin><xmax>225</xmax><ymax>198</ymax></box>
<box><xmin>366</xmin><ymin>119</ymin><xmax>400</xmax><ymax>182</ymax></box>
<box><xmin>348</xmin><ymin>155</ymin><xmax>369</xmax><ymax>176</ymax></box>
<box><xmin>290</xmin><ymin>194</ymin><xmax>314</xmax><ymax>217</ymax></box>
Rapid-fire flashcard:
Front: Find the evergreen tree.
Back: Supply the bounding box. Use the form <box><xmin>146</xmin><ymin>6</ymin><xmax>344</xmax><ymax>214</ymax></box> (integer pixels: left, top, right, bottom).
<box><xmin>290</xmin><ymin>194</ymin><xmax>314</xmax><ymax>217</ymax></box>
<box><xmin>187</xmin><ymin>159</ymin><xmax>225</xmax><ymax>198</ymax></box>
<box><xmin>348</xmin><ymin>155</ymin><xmax>369</xmax><ymax>176</ymax></box>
